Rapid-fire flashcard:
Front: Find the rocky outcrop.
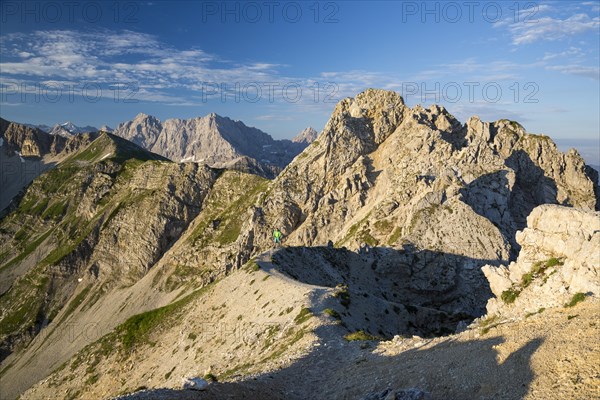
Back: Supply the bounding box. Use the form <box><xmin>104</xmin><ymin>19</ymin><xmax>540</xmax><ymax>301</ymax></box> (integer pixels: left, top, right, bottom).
<box><xmin>483</xmin><ymin>204</ymin><xmax>600</xmax><ymax>317</ymax></box>
<box><xmin>87</xmin><ymin>161</ymin><xmax>218</xmax><ymax>284</ymax></box>
<box><xmin>1</xmin><ymin>118</ymin><xmax>54</xmax><ymax>157</ymax></box>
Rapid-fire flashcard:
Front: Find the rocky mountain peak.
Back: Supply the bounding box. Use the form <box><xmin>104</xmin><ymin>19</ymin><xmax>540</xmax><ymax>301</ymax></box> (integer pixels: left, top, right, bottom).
<box><xmin>333</xmin><ymin>88</ymin><xmax>406</xmax><ymax>146</ymax></box>
<box><xmin>292</xmin><ymin>127</ymin><xmax>319</xmax><ymax>144</ymax></box>
<box><xmin>306</xmin><ymin>88</ymin><xmax>407</xmax><ymax>169</ymax></box>
<box><xmin>49</xmin><ymin>121</ymin><xmax>98</xmax><ymax>137</ymax></box>
<box><xmin>134</xmin><ymin>112</ymin><xmax>152</xmax><ymax>120</ymax></box>
<box><xmin>60</xmin><ymin>121</ymin><xmax>77</xmax><ymax>131</ymax></box>
<box><xmin>254</xmin><ymin>88</ymin><xmax>597</xmax><ymax>259</ymax></box>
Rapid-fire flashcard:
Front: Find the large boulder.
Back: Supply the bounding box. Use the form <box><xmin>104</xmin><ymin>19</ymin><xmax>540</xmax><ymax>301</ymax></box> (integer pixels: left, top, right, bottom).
<box><xmin>483</xmin><ymin>204</ymin><xmax>600</xmax><ymax>317</ymax></box>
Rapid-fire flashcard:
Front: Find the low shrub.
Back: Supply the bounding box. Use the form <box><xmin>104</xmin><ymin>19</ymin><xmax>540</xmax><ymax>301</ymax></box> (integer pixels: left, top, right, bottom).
<box><xmin>323</xmin><ymin>308</ymin><xmax>341</xmax><ymax>320</ymax></box>
<box><xmin>344</xmin><ymin>330</ymin><xmax>378</xmax><ymax>341</ymax></box>
<box><xmin>501</xmin><ymin>288</ymin><xmax>520</xmax><ymax>304</ymax></box>
<box><xmin>294</xmin><ymin>307</ymin><xmax>313</xmax><ymax>324</ymax></box>
<box><xmin>565</xmin><ymin>292</ymin><xmax>586</xmax><ymax>308</ymax></box>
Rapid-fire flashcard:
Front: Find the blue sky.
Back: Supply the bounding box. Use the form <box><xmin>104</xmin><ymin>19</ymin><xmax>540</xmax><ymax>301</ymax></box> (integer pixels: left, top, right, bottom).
<box><xmin>1</xmin><ymin>1</ymin><xmax>599</xmax><ymax>163</ymax></box>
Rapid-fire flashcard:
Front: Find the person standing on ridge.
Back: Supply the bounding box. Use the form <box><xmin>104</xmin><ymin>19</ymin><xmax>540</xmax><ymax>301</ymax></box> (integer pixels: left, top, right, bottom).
<box><xmin>273</xmin><ymin>228</ymin><xmax>282</xmax><ymax>245</ymax></box>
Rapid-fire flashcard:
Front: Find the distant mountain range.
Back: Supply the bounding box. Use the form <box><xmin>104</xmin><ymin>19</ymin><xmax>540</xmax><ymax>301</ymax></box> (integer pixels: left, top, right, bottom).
<box><xmin>0</xmin><ymin>114</ymin><xmax>318</xmax><ymax>211</ymax></box>
<box><xmin>26</xmin><ymin>122</ymin><xmax>111</xmax><ymax>137</ymax></box>
<box><xmin>48</xmin><ymin>121</ymin><xmax>98</xmax><ymax>137</ymax></box>
<box><xmin>112</xmin><ymin>113</ymin><xmax>314</xmax><ymax>175</ymax></box>
<box><xmin>17</xmin><ymin>115</ymin><xmax>315</xmax><ymax>178</ymax></box>
<box><xmin>0</xmin><ymin>118</ymin><xmax>99</xmax><ymax>212</ymax></box>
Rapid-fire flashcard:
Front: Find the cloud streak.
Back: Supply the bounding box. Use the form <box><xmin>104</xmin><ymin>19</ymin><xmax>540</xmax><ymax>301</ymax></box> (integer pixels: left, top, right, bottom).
<box><xmin>497</xmin><ymin>10</ymin><xmax>599</xmax><ymax>45</ymax></box>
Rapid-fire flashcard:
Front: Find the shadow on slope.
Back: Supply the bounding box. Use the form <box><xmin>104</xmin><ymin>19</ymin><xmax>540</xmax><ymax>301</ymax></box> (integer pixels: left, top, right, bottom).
<box><xmin>114</xmin><ymin>245</ymin><xmax>543</xmax><ymax>400</ymax></box>
<box><xmin>117</xmin><ymin>325</ymin><xmax>543</xmax><ymax>400</ymax></box>
<box><xmin>267</xmin><ymin>326</ymin><xmax>543</xmax><ymax>400</ymax></box>
<box><xmin>263</xmin><ymin>245</ymin><xmax>498</xmax><ymax>338</ymax></box>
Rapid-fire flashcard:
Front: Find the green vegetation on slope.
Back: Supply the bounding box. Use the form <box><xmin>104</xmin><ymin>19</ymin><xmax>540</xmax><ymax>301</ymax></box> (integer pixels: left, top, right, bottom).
<box><xmin>501</xmin><ymin>257</ymin><xmax>565</xmax><ymax>304</ymax></box>
<box><xmin>118</xmin><ymin>284</ymin><xmax>215</xmax><ymax>351</ymax></box>
<box><xmin>0</xmin><ymin>132</ymin><xmax>172</xmax><ymax>346</ymax></box>
<box><xmin>189</xmin><ymin>170</ymin><xmax>268</xmax><ymax>246</ymax></box>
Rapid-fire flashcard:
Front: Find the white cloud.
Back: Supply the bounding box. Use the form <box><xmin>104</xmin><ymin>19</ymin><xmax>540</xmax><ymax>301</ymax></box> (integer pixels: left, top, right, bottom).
<box><xmin>542</xmin><ymin>46</ymin><xmax>584</xmax><ymax>60</ymax></box>
<box><xmin>0</xmin><ymin>30</ymin><xmax>305</xmax><ymax>104</ymax></box>
<box><xmin>499</xmin><ymin>12</ymin><xmax>600</xmax><ymax>45</ymax></box>
<box><xmin>581</xmin><ymin>1</ymin><xmax>600</xmax><ymax>13</ymax></box>
<box><xmin>545</xmin><ymin>64</ymin><xmax>600</xmax><ymax>80</ymax></box>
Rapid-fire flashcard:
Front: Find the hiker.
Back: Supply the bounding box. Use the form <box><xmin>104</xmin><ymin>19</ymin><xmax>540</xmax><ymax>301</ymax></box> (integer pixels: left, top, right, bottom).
<box><xmin>273</xmin><ymin>228</ymin><xmax>283</xmax><ymax>244</ymax></box>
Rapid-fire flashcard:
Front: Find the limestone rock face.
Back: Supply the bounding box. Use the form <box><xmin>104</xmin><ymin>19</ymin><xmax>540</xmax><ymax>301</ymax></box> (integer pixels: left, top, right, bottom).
<box><xmin>249</xmin><ymin>89</ymin><xmax>598</xmax><ymax>265</ymax></box>
<box><xmin>113</xmin><ymin>112</ymin><xmax>163</xmax><ymax>150</ymax></box>
<box><xmin>85</xmin><ymin>161</ymin><xmax>218</xmax><ymax>284</ymax></box>
<box><xmin>483</xmin><ymin>204</ymin><xmax>600</xmax><ymax>317</ymax></box>
<box><xmin>1</xmin><ymin>118</ymin><xmax>53</xmax><ymax>157</ymax></box>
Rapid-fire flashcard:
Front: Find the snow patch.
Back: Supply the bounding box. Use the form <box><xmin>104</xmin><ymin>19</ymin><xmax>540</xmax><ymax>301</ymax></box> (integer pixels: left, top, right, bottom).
<box><xmin>99</xmin><ymin>153</ymin><xmax>112</xmax><ymax>161</ymax></box>
<box><xmin>15</xmin><ymin>151</ymin><xmax>25</xmax><ymax>163</ymax></box>
<box><xmin>0</xmin><ymin>137</ymin><xmax>4</xmax><ymax>147</ymax></box>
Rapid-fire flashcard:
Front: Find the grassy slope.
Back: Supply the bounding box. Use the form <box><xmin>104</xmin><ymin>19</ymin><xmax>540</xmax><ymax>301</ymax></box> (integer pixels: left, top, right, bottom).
<box><xmin>0</xmin><ymin>133</ymin><xmax>170</xmax><ymax>351</ymax></box>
